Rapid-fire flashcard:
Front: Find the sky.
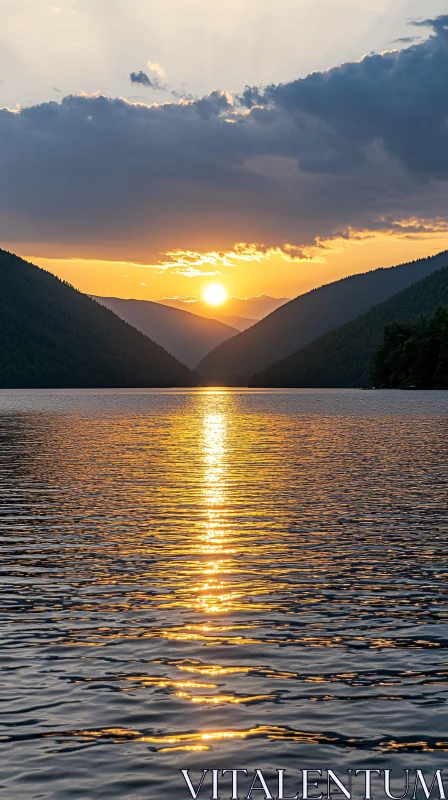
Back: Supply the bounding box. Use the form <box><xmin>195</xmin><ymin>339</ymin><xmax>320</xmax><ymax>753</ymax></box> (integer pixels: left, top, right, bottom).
<box><xmin>1</xmin><ymin>0</ymin><xmax>448</xmax><ymax>306</ymax></box>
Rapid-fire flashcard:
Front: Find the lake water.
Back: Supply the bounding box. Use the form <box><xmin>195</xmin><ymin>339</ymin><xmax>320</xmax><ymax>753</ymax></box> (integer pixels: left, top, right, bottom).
<box><xmin>0</xmin><ymin>389</ymin><xmax>447</xmax><ymax>800</ymax></box>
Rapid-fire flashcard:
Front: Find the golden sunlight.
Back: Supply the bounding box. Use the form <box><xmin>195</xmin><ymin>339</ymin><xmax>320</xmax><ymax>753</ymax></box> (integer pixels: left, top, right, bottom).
<box><xmin>203</xmin><ymin>283</ymin><xmax>227</xmax><ymax>306</ymax></box>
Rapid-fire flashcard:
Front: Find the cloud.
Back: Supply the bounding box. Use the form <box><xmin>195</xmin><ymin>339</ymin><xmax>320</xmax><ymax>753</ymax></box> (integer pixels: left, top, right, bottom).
<box><xmin>159</xmin><ymin>244</ymin><xmax>269</xmax><ymax>272</ymax></box>
<box><xmin>130</xmin><ymin>70</ymin><xmax>166</xmax><ymax>91</ymax></box>
<box><xmin>130</xmin><ymin>70</ymin><xmax>152</xmax><ymax>87</ymax></box>
<box><xmin>172</xmin><ymin>267</ymin><xmax>223</xmax><ymax>277</ymax></box>
<box><xmin>1</xmin><ymin>16</ymin><xmax>448</xmax><ymax>263</ymax></box>
<box><xmin>412</xmin><ymin>14</ymin><xmax>448</xmax><ymax>34</ymax></box>
<box><xmin>240</xmin><ymin>17</ymin><xmax>448</xmax><ymax>180</ymax></box>
<box><xmin>163</xmin><ymin>295</ymin><xmax>198</xmax><ymax>302</ymax></box>
<box><xmin>393</xmin><ymin>36</ymin><xmax>421</xmax><ymax>44</ymax></box>
<box><xmin>147</xmin><ymin>60</ymin><xmax>165</xmax><ymax>79</ymax></box>
<box><xmin>171</xmin><ymin>88</ymin><xmax>194</xmax><ymax>102</ymax></box>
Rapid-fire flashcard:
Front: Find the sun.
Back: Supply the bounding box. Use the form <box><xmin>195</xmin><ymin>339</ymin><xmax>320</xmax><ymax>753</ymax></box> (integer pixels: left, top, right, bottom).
<box><xmin>203</xmin><ymin>283</ymin><xmax>227</xmax><ymax>306</ymax></box>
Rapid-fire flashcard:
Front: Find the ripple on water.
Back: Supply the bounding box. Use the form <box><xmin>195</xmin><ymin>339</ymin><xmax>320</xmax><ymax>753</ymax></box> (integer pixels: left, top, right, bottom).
<box><xmin>0</xmin><ymin>389</ymin><xmax>447</xmax><ymax>799</ymax></box>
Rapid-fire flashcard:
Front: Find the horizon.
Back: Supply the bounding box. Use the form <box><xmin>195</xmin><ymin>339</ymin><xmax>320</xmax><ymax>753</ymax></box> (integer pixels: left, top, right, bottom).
<box><xmin>19</xmin><ymin>245</ymin><xmax>448</xmax><ymax>324</ymax></box>
<box><xmin>7</xmin><ymin>244</ymin><xmax>448</xmax><ymax>325</ymax></box>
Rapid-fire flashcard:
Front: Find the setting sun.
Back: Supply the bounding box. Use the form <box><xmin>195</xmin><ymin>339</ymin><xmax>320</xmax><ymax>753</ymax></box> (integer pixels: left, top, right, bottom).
<box><xmin>203</xmin><ymin>283</ymin><xmax>227</xmax><ymax>306</ymax></box>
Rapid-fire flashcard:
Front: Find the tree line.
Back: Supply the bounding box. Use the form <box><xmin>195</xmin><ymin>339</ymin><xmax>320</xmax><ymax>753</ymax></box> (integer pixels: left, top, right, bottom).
<box><xmin>371</xmin><ymin>307</ymin><xmax>448</xmax><ymax>389</ymax></box>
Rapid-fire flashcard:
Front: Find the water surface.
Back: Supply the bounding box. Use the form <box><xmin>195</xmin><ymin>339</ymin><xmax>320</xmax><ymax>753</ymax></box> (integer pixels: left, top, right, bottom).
<box><xmin>1</xmin><ymin>389</ymin><xmax>447</xmax><ymax>799</ymax></box>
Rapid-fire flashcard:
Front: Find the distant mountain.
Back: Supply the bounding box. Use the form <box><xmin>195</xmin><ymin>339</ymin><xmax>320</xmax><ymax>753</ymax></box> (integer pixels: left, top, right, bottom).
<box><xmin>211</xmin><ymin>315</ymin><xmax>257</xmax><ymax>331</ymax></box>
<box><xmin>198</xmin><ymin>252</ymin><xmax>448</xmax><ymax>385</ymax></box>
<box><xmin>93</xmin><ymin>296</ymin><xmax>238</xmax><ymax>369</ymax></box>
<box><xmin>250</xmin><ymin>267</ymin><xmax>448</xmax><ymax>388</ymax></box>
<box><xmin>159</xmin><ymin>295</ymin><xmax>289</xmax><ymax>323</ymax></box>
<box><xmin>0</xmin><ymin>250</ymin><xmax>195</xmax><ymax>388</ymax></box>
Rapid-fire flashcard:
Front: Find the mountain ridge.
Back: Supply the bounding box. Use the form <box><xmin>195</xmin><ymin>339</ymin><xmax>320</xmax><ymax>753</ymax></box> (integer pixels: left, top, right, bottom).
<box><xmin>197</xmin><ymin>252</ymin><xmax>448</xmax><ymax>384</ymax></box>
<box><xmin>0</xmin><ymin>250</ymin><xmax>196</xmax><ymax>388</ymax></box>
<box><xmin>209</xmin><ymin>314</ymin><xmax>257</xmax><ymax>332</ymax></box>
<box><xmin>93</xmin><ymin>295</ymin><xmax>238</xmax><ymax>369</ymax></box>
<box><xmin>250</xmin><ymin>267</ymin><xmax>448</xmax><ymax>388</ymax></box>
<box><xmin>159</xmin><ymin>295</ymin><xmax>289</xmax><ymax>324</ymax></box>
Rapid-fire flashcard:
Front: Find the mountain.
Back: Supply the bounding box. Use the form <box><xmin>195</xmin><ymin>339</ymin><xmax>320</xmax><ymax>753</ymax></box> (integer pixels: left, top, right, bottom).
<box><xmin>0</xmin><ymin>250</ymin><xmax>195</xmax><ymax>388</ymax></box>
<box><xmin>371</xmin><ymin>307</ymin><xmax>448</xmax><ymax>390</ymax></box>
<box><xmin>210</xmin><ymin>315</ymin><xmax>257</xmax><ymax>332</ymax></box>
<box><xmin>159</xmin><ymin>295</ymin><xmax>288</xmax><ymax>323</ymax></box>
<box><xmin>93</xmin><ymin>296</ymin><xmax>238</xmax><ymax>369</ymax></box>
<box><xmin>250</xmin><ymin>267</ymin><xmax>448</xmax><ymax>388</ymax></box>
<box><xmin>197</xmin><ymin>252</ymin><xmax>448</xmax><ymax>385</ymax></box>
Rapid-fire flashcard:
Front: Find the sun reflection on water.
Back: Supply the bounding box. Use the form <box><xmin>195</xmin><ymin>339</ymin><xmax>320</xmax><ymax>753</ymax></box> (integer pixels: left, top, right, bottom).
<box><xmin>196</xmin><ymin>412</ymin><xmax>232</xmax><ymax>615</ymax></box>
<box><xmin>1</xmin><ymin>389</ymin><xmax>447</xmax><ymax>778</ymax></box>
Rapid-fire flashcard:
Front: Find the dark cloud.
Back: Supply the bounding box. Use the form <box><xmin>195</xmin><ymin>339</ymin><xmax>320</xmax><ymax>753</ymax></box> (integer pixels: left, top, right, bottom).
<box><xmin>130</xmin><ymin>70</ymin><xmax>152</xmax><ymax>87</ymax></box>
<box><xmin>171</xmin><ymin>89</ymin><xmax>194</xmax><ymax>101</ymax></box>
<box><xmin>129</xmin><ymin>71</ymin><xmax>166</xmax><ymax>91</ymax></box>
<box><xmin>238</xmin><ymin>85</ymin><xmax>265</xmax><ymax>109</ymax></box>
<box><xmin>412</xmin><ymin>14</ymin><xmax>448</xmax><ymax>34</ymax></box>
<box><xmin>193</xmin><ymin>90</ymin><xmax>232</xmax><ymax>119</ymax></box>
<box><xmin>393</xmin><ymin>36</ymin><xmax>421</xmax><ymax>44</ymax></box>
<box><xmin>0</xmin><ymin>16</ymin><xmax>447</xmax><ymax>262</ymax></box>
<box><xmin>240</xmin><ymin>15</ymin><xmax>448</xmax><ymax>179</ymax></box>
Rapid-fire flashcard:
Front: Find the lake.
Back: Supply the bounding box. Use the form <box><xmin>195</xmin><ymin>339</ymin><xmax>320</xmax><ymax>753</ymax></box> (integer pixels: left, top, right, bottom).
<box><xmin>0</xmin><ymin>389</ymin><xmax>447</xmax><ymax>800</ymax></box>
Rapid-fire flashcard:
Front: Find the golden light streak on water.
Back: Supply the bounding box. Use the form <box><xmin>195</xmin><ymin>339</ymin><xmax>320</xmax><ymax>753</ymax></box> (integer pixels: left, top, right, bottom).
<box><xmin>0</xmin><ymin>388</ymin><xmax>447</xmax><ymax>799</ymax></box>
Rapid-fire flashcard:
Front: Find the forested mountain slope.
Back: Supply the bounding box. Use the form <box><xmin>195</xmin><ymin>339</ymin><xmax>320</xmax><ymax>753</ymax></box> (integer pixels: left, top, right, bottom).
<box><xmin>0</xmin><ymin>250</ymin><xmax>195</xmax><ymax>388</ymax></box>
<box><xmin>198</xmin><ymin>252</ymin><xmax>448</xmax><ymax>384</ymax></box>
<box><xmin>371</xmin><ymin>308</ymin><xmax>448</xmax><ymax>390</ymax></box>
<box><xmin>250</xmin><ymin>267</ymin><xmax>448</xmax><ymax>388</ymax></box>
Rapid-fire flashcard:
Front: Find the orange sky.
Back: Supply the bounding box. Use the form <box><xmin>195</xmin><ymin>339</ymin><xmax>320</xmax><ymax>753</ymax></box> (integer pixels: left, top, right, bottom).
<box><xmin>25</xmin><ymin>232</ymin><xmax>448</xmax><ymax>308</ymax></box>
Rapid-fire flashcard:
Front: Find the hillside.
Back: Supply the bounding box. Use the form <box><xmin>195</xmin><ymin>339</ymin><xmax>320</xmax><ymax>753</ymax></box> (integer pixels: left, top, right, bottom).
<box><xmin>371</xmin><ymin>307</ymin><xmax>448</xmax><ymax>390</ymax></box>
<box><xmin>211</xmin><ymin>314</ymin><xmax>257</xmax><ymax>332</ymax></box>
<box><xmin>0</xmin><ymin>250</ymin><xmax>195</xmax><ymax>388</ymax></box>
<box><xmin>93</xmin><ymin>296</ymin><xmax>238</xmax><ymax>369</ymax></box>
<box><xmin>197</xmin><ymin>252</ymin><xmax>448</xmax><ymax>384</ymax></box>
<box><xmin>250</xmin><ymin>267</ymin><xmax>448</xmax><ymax>388</ymax></box>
